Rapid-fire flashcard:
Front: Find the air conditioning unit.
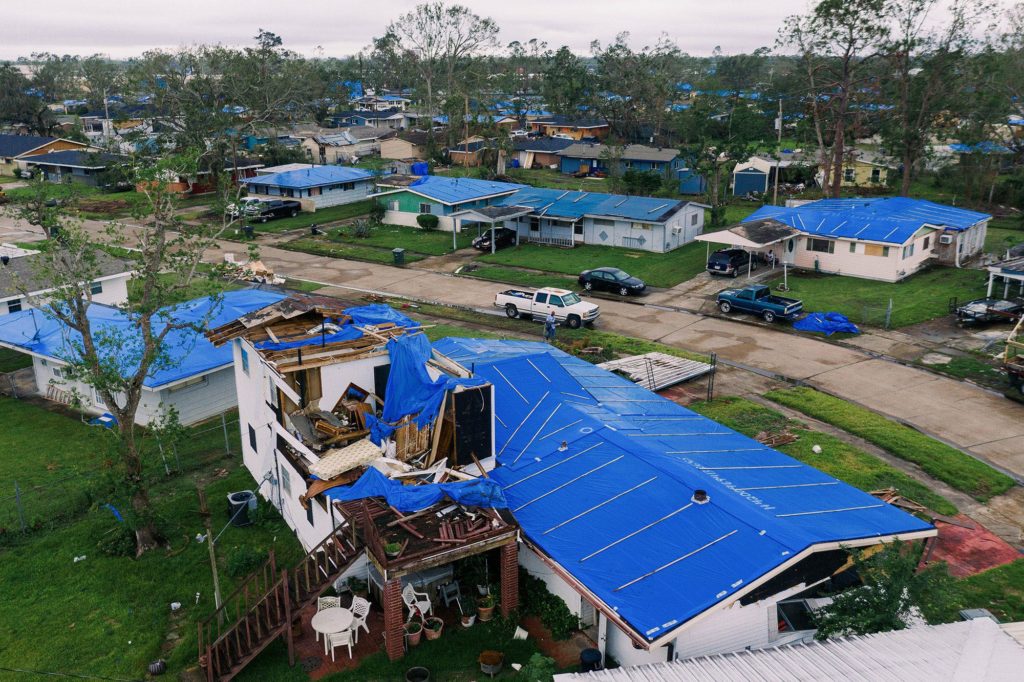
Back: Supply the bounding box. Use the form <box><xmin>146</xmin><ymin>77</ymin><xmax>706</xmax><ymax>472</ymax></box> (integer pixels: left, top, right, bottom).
<box><xmin>939</xmin><ymin>234</ymin><xmax>954</xmax><ymax>245</ymax></box>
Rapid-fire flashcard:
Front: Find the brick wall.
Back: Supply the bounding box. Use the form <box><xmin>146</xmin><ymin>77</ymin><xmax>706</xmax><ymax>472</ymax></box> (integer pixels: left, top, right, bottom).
<box><xmin>500</xmin><ymin>542</ymin><xmax>519</xmax><ymax>616</ymax></box>
<box><xmin>383</xmin><ymin>578</ymin><xmax>405</xmax><ymax>661</ymax></box>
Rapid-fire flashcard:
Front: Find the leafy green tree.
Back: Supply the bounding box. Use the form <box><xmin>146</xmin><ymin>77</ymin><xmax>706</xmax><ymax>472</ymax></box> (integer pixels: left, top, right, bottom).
<box><xmin>0</xmin><ymin>63</ymin><xmax>57</xmax><ymax>134</ymax></box>
<box><xmin>813</xmin><ymin>540</ymin><xmax>953</xmax><ymax>640</ymax></box>
<box><xmin>541</xmin><ymin>46</ymin><xmax>592</xmax><ymax>117</ymax></box>
<box><xmin>80</xmin><ymin>54</ymin><xmax>123</xmax><ymax>111</ymax></box>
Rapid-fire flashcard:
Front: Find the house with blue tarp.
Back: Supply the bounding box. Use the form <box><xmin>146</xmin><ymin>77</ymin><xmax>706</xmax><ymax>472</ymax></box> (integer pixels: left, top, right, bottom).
<box><xmin>0</xmin><ymin>289</ymin><xmax>285</xmax><ymax>425</ymax></box>
<box><xmin>744</xmin><ymin>197</ymin><xmax>991</xmax><ymax>281</ymax></box>
<box><xmin>208</xmin><ymin>291</ymin><xmax>938</xmax><ymax>671</ymax></box>
<box><xmin>375</xmin><ymin>175</ymin><xmax>707</xmax><ymax>252</ymax></box>
<box><xmin>243</xmin><ymin>165</ymin><xmax>376</xmax><ymax>212</ymax></box>
<box><xmin>557</xmin><ymin>143</ymin><xmax>683</xmax><ymax>176</ymax></box>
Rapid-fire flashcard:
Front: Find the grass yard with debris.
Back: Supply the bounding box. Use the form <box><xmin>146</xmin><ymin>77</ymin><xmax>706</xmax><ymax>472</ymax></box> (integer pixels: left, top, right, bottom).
<box><xmin>251</xmin><ymin>200</ymin><xmax>374</xmax><ymax>233</ymax></box>
<box><xmin>477</xmin><ymin>241</ymin><xmax>710</xmax><ymax>289</ymax></box>
<box><xmin>280</xmin><ymin>238</ymin><xmax>427</xmax><ymax>264</ymax></box>
<box><xmin>328</xmin><ymin>222</ymin><xmax>474</xmax><ymax>255</ymax></box>
<box><xmin>764</xmin><ymin>265</ymin><xmax>988</xmax><ymax>328</ymax></box>
<box><xmin>690</xmin><ymin>396</ymin><xmax>959</xmax><ymax>516</ymax></box>
<box><xmin>764</xmin><ymin>387</ymin><xmax>1014</xmax><ymax>502</ymax></box>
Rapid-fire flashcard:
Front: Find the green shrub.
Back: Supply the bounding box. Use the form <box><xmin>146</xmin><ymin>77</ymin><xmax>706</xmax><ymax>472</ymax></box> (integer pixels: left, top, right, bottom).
<box><xmin>518</xmin><ymin>653</ymin><xmax>556</xmax><ymax>681</ymax></box>
<box><xmin>96</xmin><ymin>524</ymin><xmax>136</xmax><ymax>557</ymax></box>
<box><xmin>416</xmin><ymin>214</ymin><xmax>440</xmax><ymax>230</ymax></box>
<box><xmin>350</xmin><ymin>219</ymin><xmax>372</xmax><ymax>239</ymax></box>
<box><xmin>519</xmin><ymin>568</ymin><xmax>580</xmax><ymax>640</ymax></box>
<box><xmin>225</xmin><ymin>546</ymin><xmax>267</xmax><ymax>578</ymax></box>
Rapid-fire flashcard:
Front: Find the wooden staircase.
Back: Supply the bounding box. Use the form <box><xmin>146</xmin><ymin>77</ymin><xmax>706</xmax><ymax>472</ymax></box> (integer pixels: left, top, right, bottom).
<box><xmin>197</xmin><ymin>522</ymin><xmax>364</xmax><ymax>682</ymax></box>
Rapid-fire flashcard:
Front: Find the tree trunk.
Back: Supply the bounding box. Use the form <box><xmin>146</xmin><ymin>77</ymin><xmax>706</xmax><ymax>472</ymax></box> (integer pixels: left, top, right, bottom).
<box><xmin>829</xmin><ymin>113</ymin><xmax>846</xmax><ymax>199</ymax></box>
<box><xmin>900</xmin><ymin>151</ymin><xmax>913</xmax><ymax>197</ymax></box>
<box><xmin>120</xmin><ymin>422</ymin><xmax>159</xmax><ymax>555</ymax></box>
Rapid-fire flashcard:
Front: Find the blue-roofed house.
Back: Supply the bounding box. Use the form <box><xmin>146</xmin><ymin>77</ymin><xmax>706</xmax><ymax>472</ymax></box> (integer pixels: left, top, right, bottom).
<box><xmin>374</xmin><ymin>175</ymin><xmax>525</xmax><ymax>231</ymax></box>
<box><xmin>0</xmin><ymin>289</ymin><xmax>285</xmax><ymax>425</ymax></box>
<box><xmin>744</xmin><ymin>197</ymin><xmax>991</xmax><ymax>281</ymax></box>
<box><xmin>243</xmin><ymin>165</ymin><xmax>376</xmax><ymax>211</ymax></box>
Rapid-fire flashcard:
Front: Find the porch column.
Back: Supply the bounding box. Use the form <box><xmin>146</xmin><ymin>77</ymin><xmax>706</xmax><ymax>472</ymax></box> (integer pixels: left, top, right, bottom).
<box><xmin>500</xmin><ymin>542</ymin><xmax>519</xmax><ymax>617</ymax></box>
<box><xmin>987</xmin><ymin>271</ymin><xmax>995</xmax><ymax>297</ymax></box>
<box><xmin>383</xmin><ymin>577</ymin><xmax>405</xmax><ymax>661</ymax></box>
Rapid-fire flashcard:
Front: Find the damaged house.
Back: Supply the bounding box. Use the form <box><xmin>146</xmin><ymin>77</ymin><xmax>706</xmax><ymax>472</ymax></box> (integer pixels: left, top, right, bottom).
<box><xmin>204</xmin><ymin>296</ymin><xmax>935</xmax><ymax>679</ymax></box>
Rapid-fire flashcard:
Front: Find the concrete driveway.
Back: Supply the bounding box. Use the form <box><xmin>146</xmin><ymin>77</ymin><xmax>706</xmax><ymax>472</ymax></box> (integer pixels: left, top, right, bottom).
<box><xmin>7</xmin><ymin>215</ymin><xmax>1024</xmax><ymax>480</ymax></box>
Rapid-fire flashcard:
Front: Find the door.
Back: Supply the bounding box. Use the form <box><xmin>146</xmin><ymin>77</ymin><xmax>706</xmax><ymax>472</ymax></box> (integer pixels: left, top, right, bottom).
<box><xmin>533</xmin><ymin>292</ymin><xmax>551</xmax><ymax>316</ymax></box>
<box><xmin>580</xmin><ymin>598</ymin><xmax>598</xmax><ymax>642</ymax></box>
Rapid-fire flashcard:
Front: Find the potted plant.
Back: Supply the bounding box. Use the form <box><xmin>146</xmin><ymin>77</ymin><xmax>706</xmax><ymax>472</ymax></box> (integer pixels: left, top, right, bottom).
<box><xmin>477</xmin><ymin>593</ymin><xmax>496</xmax><ymax>622</ymax></box>
<box><xmin>424</xmin><ymin>616</ymin><xmax>444</xmax><ymax>640</ymax></box>
<box><xmin>405</xmin><ymin>619</ymin><xmax>423</xmax><ymax>647</ymax></box>
<box><xmin>459</xmin><ymin>596</ymin><xmax>477</xmax><ymax>627</ymax></box>
<box><xmin>385</xmin><ymin>542</ymin><xmax>402</xmax><ymax>559</ymax></box>
<box><xmin>348</xmin><ymin>576</ymin><xmax>369</xmax><ymax>600</ymax></box>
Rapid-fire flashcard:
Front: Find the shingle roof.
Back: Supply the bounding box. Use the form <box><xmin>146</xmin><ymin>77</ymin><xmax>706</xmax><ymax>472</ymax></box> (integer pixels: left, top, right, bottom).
<box><xmin>746</xmin><ymin>197</ymin><xmax>991</xmax><ymax>245</ymax></box>
<box><xmin>0</xmin><ymin>250</ymin><xmax>132</xmax><ymax>299</ymax></box>
<box><xmin>559</xmin><ymin>143</ymin><xmax>680</xmax><ymax>163</ymax></box>
<box><xmin>501</xmin><ymin>186</ymin><xmax>686</xmax><ymax>223</ymax></box>
<box><xmin>243</xmin><ymin>165</ymin><xmax>375</xmax><ymax>189</ymax></box>
<box><xmin>23</xmin><ymin>150</ymin><xmax>121</xmax><ymax>168</ymax></box>
<box><xmin>0</xmin><ymin>134</ymin><xmax>57</xmax><ymax>158</ymax></box>
<box><xmin>512</xmin><ymin>137</ymin><xmax>576</xmax><ymax>153</ymax></box>
<box><xmin>535</xmin><ymin>116</ymin><xmax>609</xmax><ymax>128</ymax></box>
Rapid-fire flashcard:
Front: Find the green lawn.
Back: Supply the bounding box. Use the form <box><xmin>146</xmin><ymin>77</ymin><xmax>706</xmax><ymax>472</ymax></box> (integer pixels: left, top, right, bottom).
<box><xmin>252</xmin><ymin>200</ymin><xmax>373</xmax><ymax>233</ymax></box>
<box><xmin>477</xmin><ymin>241</ymin><xmax>709</xmax><ymax>289</ymax></box>
<box><xmin>690</xmin><ymin>396</ymin><xmax>959</xmax><ymax>516</ymax></box>
<box><xmin>764</xmin><ymin>266</ymin><xmax>988</xmax><ymax>328</ymax></box>
<box><xmin>985</xmin><ymin>217</ymin><xmax>1024</xmax><ymax>256</ymax></box>
<box><xmin>459</xmin><ymin>264</ymin><xmax>579</xmax><ymax>290</ymax></box>
<box><xmin>329</xmin><ymin>223</ymin><xmax>473</xmax><ymax>255</ymax></box>
<box><xmin>0</xmin><ymin>347</ymin><xmax>31</xmax><ymax>373</ymax></box>
<box><xmin>765</xmin><ymin>387</ymin><xmax>1014</xmax><ymax>502</ymax></box>
<box><xmin>280</xmin><ymin>238</ymin><xmax>426</xmax><ymax>265</ymax></box>
<box><xmin>919</xmin><ymin>559</ymin><xmax>1024</xmax><ymax>624</ymax></box>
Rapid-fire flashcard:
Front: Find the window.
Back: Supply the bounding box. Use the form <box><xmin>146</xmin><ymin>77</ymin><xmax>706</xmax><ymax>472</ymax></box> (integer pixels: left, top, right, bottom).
<box><xmin>871</xmin><ymin>168</ymin><xmax>881</xmax><ymax>183</ymax></box>
<box><xmin>388</xmin><ymin>200</ymin><xmax>399</xmax><ymax>211</ymax></box>
<box><xmin>168</xmin><ymin>375</ymin><xmax>208</xmax><ymax>393</ymax></box>
<box><xmin>306</xmin><ymin>499</ymin><xmax>315</xmax><ymax>526</ymax></box>
<box><xmin>843</xmin><ymin>167</ymin><xmax>855</xmax><ymax>182</ymax></box>
<box><xmin>535</xmin><ymin>293</ymin><xmax>548</xmax><ymax>304</ymax></box>
<box><xmin>240</xmin><ymin>348</ymin><xmax>250</xmax><ymax>375</ymax></box>
<box><xmin>93</xmin><ymin>387</ymin><xmax>104</xmax><ymax>406</ymax></box>
<box><xmin>549</xmin><ymin>296</ymin><xmax>565</xmax><ymax>307</ymax></box>
<box><xmin>903</xmin><ymin>243</ymin><xmax>915</xmax><ymax>259</ymax></box>
<box><xmin>865</xmin><ymin>244</ymin><xmax>890</xmax><ymax>257</ymax></box>
<box><xmin>342</xmin><ymin>182</ymin><xmax>354</xmax><ymax>191</ymax></box>
<box><xmin>90</xmin><ymin>281</ymin><xmax>103</xmax><ymax>295</ymax></box>
<box><xmin>529</xmin><ymin>216</ymin><xmax>540</xmax><ymax>232</ymax></box>
<box><xmin>573</xmin><ymin>222</ymin><xmax>583</xmax><ymax>235</ymax></box>
<box><xmin>651</xmin><ymin>164</ymin><xmax>661</xmax><ymax>172</ymax></box>
<box><xmin>849</xmin><ymin>242</ymin><xmax>857</xmax><ymax>253</ymax></box>
<box><xmin>248</xmin><ymin>424</ymin><xmax>257</xmax><ymax>452</ymax></box>
<box><xmin>923</xmin><ymin>236</ymin><xmax>931</xmax><ymax>250</ymax></box>
<box><xmin>52</xmin><ymin>366</ymin><xmax>65</xmax><ymax>379</ymax></box>
<box><xmin>634</xmin><ymin>223</ymin><xmax>652</xmax><ymax>230</ymax></box>
<box><xmin>807</xmin><ymin>238</ymin><xmax>835</xmax><ymax>254</ymax></box>
<box><xmin>6</xmin><ymin>298</ymin><xmax>22</xmax><ymax>313</ymax></box>
<box><xmin>279</xmin><ymin>466</ymin><xmax>291</xmax><ymax>495</ymax></box>
<box><xmin>691</xmin><ymin>213</ymin><xmax>699</xmax><ymax>226</ymax></box>
<box><xmin>562</xmin><ymin>292</ymin><xmax>582</xmax><ymax>305</ymax></box>
<box><xmin>592</xmin><ymin>218</ymin><xmax>614</xmax><ymax>227</ymax></box>
<box><xmin>419</xmin><ymin>203</ymin><xmax>433</xmax><ymax>214</ymax></box>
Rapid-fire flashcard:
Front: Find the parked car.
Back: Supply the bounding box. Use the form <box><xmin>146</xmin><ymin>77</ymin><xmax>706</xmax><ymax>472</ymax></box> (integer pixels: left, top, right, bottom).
<box><xmin>954</xmin><ymin>298</ymin><xmax>1024</xmax><ymax>325</ymax></box>
<box><xmin>578</xmin><ymin>267</ymin><xmax>647</xmax><ymax>296</ymax></box>
<box><xmin>717</xmin><ymin>284</ymin><xmax>803</xmax><ymax>323</ymax></box>
<box><xmin>551</xmin><ymin>133</ymin><xmax>574</xmax><ymax>140</ymax></box>
<box><xmin>472</xmin><ymin>227</ymin><xmax>518</xmax><ymax>251</ymax></box>
<box><xmin>246</xmin><ymin>199</ymin><xmax>302</xmax><ymax>222</ymax></box>
<box><xmin>494</xmin><ymin>287</ymin><xmax>600</xmax><ymax>329</ymax></box>
<box><xmin>707</xmin><ymin>248</ymin><xmax>757</xmax><ymax>277</ymax></box>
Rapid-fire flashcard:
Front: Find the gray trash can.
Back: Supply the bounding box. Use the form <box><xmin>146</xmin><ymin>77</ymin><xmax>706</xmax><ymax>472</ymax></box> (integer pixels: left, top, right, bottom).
<box><xmin>227</xmin><ymin>490</ymin><xmax>256</xmax><ymax>527</ymax></box>
<box><xmin>392</xmin><ymin>247</ymin><xmax>405</xmax><ymax>266</ymax></box>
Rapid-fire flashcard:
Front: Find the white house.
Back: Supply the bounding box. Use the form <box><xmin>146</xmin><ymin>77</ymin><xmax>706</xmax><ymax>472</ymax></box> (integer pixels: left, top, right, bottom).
<box><xmin>210</xmin><ymin>294</ymin><xmax>936</xmax><ymax>671</ymax></box>
<box><xmin>0</xmin><ymin>289</ymin><xmax>285</xmax><ymax>425</ymax></box>
<box><xmin>243</xmin><ymin>165</ymin><xmax>377</xmax><ymax>212</ymax></box>
<box><xmin>745</xmin><ymin>197</ymin><xmax>991</xmax><ymax>282</ymax></box>
<box><xmin>0</xmin><ymin>245</ymin><xmax>132</xmax><ymax>316</ymax></box>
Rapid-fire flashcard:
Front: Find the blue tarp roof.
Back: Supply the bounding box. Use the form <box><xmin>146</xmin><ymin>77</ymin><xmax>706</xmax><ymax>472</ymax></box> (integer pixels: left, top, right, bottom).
<box><xmin>499</xmin><ymin>186</ymin><xmax>686</xmax><ymax>223</ymax></box>
<box><xmin>745</xmin><ymin>197</ymin><xmax>990</xmax><ymax>245</ymax></box>
<box><xmin>0</xmin><ymin>290</ymin><xmax>286</xmax><ymax>388</ymax></box>
<box><xmin>949</xmin><ymin>142</ymin><xmax>1012</xmax><ymax>154</ymax></box>
<box><xmin>244</xmin><ymin>165</ymin><xmax>374</xmax><ymax>190</ymax></box>
<box><xmin>393</xmin><ymin>176</ymin><xmax>524</xmax><ymax>205</ymax></box>
<box><xmin>432</xmin><ymin>338</ymin><xmax>933</xmax><ymax>643</ymax></box>
<box><xmin>251</xmin><ymin>304</ymin><xmax>419</xmax><ymax>353</ymax></box>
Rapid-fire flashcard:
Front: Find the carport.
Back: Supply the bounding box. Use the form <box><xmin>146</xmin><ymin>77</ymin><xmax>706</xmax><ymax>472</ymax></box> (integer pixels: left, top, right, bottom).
<box><xmin>986</xmin><ymin>257</ymin><xmax>1024</xmax><ymax>299</ymax></box>
<box><xmin>695</xmin><ymin>218</ymin><xmax>801</xmax><ymax>279</ymax></box>
<box><xmin>451</xmin><ymin>205</ymin><xmax>534</xmax><ymax>254</ymax></box>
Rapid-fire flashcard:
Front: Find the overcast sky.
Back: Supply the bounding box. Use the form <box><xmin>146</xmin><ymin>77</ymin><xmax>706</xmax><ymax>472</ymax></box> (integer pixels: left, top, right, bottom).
<box><xmin>4</xmin><ymin>0</ymin><xmax>820</xmax><ymax>61</ymax></box>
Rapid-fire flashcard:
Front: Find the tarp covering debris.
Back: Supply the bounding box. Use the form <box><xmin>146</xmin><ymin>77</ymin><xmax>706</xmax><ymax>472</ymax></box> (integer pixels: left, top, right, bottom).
<box><xmin>345</xmin><ymin>304</ymin><xmax>419</xmax><ymax>330</ymax></box>
<box><xmin>793</xmin><ymin>312</ymin><xmax>860</xmax><ymax>336</ymax></box>
<box><xmin>432</xmin><ymin>338</ymin><xmax>932</xmax><ymax>644</ymax></box>
<box><xmin>379</xmin><ymin>333</ymin><xmax>486</xmax><ymax>429</ymax></box>
<box><xmin>0</xmin><ymin>289</ymin><xmax>285</xmax><ymax>387</ymax></box>
<box><xmin>323</xmin><ymin>466</ymin><xmax>507</xmax><ymax>512</ymax></box>
<box><xmin>255</xmin><ymin>323</ymin><xmax>363</xmax><ymax>351</ymax></box>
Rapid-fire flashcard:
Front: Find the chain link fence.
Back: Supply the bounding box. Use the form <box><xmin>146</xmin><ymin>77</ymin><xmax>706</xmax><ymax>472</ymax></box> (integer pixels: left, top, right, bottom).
<box><xmin>0</xmin><ymin>410</ymin><xmax>240</xmax><ymax>543</ymax></box>
<box><xmin>853</xmin><ymin>299</ymin><xmax>895</xmax><ymax>329</ymax></box>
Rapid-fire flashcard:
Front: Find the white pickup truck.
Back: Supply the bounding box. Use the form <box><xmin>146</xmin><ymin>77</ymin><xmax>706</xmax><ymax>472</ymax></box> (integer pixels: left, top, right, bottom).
<box><xmin>494</xmin><ymin>287</ymin><xmax>600</xmax><ymax>329</ymax></box>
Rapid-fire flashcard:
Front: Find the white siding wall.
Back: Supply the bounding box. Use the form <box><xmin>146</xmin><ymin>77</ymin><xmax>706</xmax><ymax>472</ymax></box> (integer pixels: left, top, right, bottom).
<box><xmin>156</xmin><ymin>367</ymin><xmax>239</xmax><ymax>426</ymax></box>
<box><xmin>308</xmin><ymin>180</ymin><xmax>374</xmax><ymax>209</ymax></box>
<box><xmin>791</xmin><ymin>236</ymin><xmax>905</xmax><ymax>282</ymax></box>
<box><xmin>0</xmin><ymin>272</ymin><xmax>130</xmax><ymax>316</ymax></box>
<box><xmin>382</xmin><ymin>209</ymin><xmax>458</xmax><ymax>232</ymax></box>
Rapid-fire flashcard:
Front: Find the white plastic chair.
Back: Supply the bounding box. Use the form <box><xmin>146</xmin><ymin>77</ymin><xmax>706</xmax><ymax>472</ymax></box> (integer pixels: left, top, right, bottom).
<box><xmin>315</xmin><ymin>597</ymin><xmax>341</xmax><ymax>644</ymax></box>
<box><xmin>350</xmin><ymin>596</ymin><xmax>371</xmax><ymax>642</ymax></box>
<box><xmin>328</xmin><ymin>629</ymin><xmax>354</xmax><ymax>661</ymax></box>
<box><xmin>402</xmin><ymin>583</ymin><xmax>432</xmax><ymax>621</ymax></box>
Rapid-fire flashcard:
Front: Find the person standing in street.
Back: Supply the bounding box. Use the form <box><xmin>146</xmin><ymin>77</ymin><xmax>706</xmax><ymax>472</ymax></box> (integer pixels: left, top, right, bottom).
<box><xmin>544</xmin><ymin>310</ymin><xmax>557</xmax><ymax>343</ymax></box>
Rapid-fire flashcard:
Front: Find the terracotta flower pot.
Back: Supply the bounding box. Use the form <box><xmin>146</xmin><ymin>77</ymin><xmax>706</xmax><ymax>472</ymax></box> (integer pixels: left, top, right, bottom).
<box><xmin>477</xmin><ymin>604</ymin><xmax>495</xmax><ymax>622</ymax></box>
<box><xmin>424</xmin><ymin>617</ymin><xmax>444</xmax><ymax>640</ymax></box>
<box><xmin>406</xmin><ymin>625</ymin><xmax>423</xmax><ymax>647</ymax></box>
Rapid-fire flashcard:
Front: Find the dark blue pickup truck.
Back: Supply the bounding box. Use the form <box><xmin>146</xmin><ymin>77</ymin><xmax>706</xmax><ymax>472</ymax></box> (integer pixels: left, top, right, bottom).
<box><xmin>717</xmin><ymin>284</ymin><xmax>803</xmax><ymax>323</ymax></box>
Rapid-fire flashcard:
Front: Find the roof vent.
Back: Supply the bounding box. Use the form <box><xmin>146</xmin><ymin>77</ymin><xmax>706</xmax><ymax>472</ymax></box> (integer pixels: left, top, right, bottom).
<box><xmin>691</xmin><ymin>489</ymin><xmax>709</xmax><ymax>505</ymax></box>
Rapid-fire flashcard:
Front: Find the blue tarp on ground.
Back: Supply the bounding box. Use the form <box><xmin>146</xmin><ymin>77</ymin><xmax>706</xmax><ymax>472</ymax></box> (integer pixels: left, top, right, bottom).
<box><xmin>0</xmin><ymin>289</ymin><xmax>286</xmax><ymax>388</ymax></box>
<box><xmin>793</xmin><ymin>312</ymin><xmax>860</xmax><ymax>336</ymax></box>
<box><xmin>322</xmin><ymin>467</ymin><xmax>507</xmax><ymax>512</ymax></box>
<box><xmin>432</xmin><ymin>337</ymin><xmax>932</xmax><ymax>644</ymax></box>
<box><xmin>379</xmin><ymin>333</ymin><xmax>486</xmax><ymax>429</ymax></box>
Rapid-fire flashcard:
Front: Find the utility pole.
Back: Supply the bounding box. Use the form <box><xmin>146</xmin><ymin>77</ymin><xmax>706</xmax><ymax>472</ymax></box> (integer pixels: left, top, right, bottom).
<box><xmin>772</xmin><ymin>97</ymin><xmax>782</xmax><ymax>206</ymax></box>
<box><xmin>197</xmin><ymin>485</ymin><xmax>224</xmax><ymax>625</ymax></box>
<box><xmin>103</xmin><ymin>88</ymin><xmax>111</xmax><ymax>148</ymax></box>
